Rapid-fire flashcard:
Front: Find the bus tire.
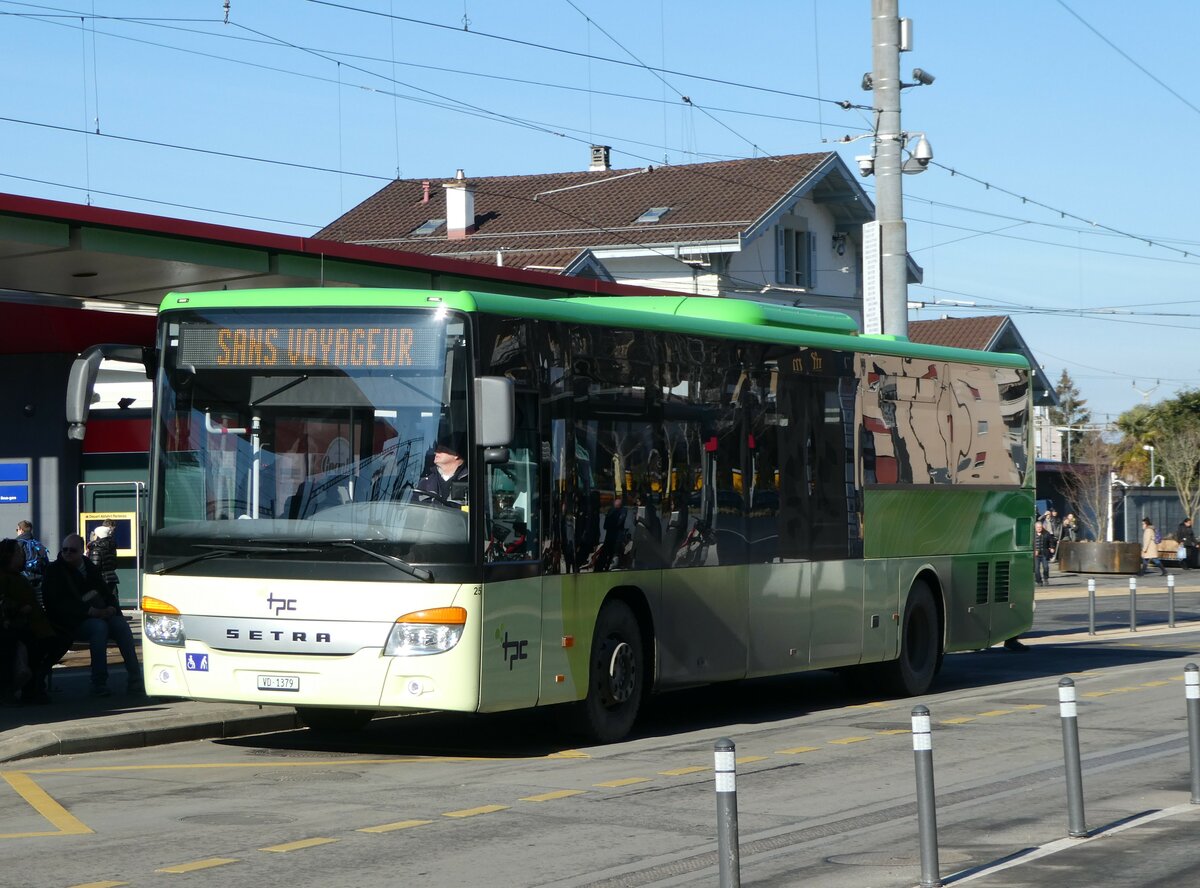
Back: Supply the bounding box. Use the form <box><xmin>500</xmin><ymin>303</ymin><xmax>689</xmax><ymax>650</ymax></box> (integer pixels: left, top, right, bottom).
<box><xmin>884</xmin><ymin>580</ymin><xmax>940</xmax><ymax>697</ymax></box>
<box><xmin>296</xmin><ymin>707</ymin><xmax>374</xmax><ymax>733</ymax></box>
<box><xmin>574</xmin><ymin>599</ymin><xmax>645</xmax><ymax>744</ymax></box>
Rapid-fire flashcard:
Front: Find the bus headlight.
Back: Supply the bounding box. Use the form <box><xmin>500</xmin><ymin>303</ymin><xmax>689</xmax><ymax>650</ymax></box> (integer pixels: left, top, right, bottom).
<box><xmin>142</xmin><ymin>596</ymin><xmax>185</xmax><ymax>647</ymax></box>
<box><xmin>384</xmin><ymin>607</ymin><xmax>466</xmax><ymax>656</ymax></box>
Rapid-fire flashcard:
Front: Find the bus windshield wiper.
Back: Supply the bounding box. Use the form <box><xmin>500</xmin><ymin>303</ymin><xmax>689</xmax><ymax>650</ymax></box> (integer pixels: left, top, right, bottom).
<box><xmin>153</xmin><ymin>543</ymin><xmax>310</xmax><ymax>575</ymax></box>
<box><xmin>329</xmin><ymin>540</ymin><xmax>434</xmax><ymax>583</ymax></box>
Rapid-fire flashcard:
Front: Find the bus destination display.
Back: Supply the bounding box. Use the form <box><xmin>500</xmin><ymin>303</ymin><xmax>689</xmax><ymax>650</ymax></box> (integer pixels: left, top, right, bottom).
<box><xmin>177</xmin><ymin>323</ymin><xmax>442</xmax><ymax>370</ymax></box>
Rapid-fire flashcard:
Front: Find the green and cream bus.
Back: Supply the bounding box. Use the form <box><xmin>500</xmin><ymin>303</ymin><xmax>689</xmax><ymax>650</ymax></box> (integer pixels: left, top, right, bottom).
<box><xmin>69</xmin><ymin>288</ymin><xmax>1034</xmax><ymax>742</ymax></box>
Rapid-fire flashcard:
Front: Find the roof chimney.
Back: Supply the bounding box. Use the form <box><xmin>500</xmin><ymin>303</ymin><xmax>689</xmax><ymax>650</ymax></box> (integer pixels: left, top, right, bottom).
<box><xmin>589</xmin><ymin>145</ymin><xmax>611</xmax><ymax>172</ymax></box>
<box><xmin>420</xmin><ymin>179</ymin><xmax>431</xmax><ymax>203</ymax></box>
<box><xmin>442</xmin><ymin>169</ymin><xmax>476</xmax><ymax>239</ymax></box>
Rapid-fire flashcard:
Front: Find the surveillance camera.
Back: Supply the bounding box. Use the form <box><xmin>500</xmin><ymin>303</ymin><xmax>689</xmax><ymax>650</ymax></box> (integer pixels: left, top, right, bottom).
<box><xmin>855</xmin><ymin>154</ymin><xmax>874</xmax><ymax>177</ymax></box>
<box><xmin>911</xmin><ymin>68</ymin><xmax>935</xmax><ymax>86</ymax></box>
<box><xmin>912</xmin><ymin>135</ymin><xmax>933</xmax><ymax>164</ymax></box>
<box><xmin>860</xmin><ymin>72</ymin><xmax>873</xmax><ymax>91</ymax></box>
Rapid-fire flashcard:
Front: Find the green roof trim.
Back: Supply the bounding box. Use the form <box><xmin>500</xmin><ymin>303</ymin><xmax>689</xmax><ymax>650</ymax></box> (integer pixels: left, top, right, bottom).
<box><xmin>159</xmin><ymin>288</ymin><xmax>1029</xmax><ymax>371</ymax></box>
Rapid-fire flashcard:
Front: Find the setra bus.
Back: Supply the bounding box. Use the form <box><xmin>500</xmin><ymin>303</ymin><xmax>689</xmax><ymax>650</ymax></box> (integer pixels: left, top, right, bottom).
<box><xmin>67</xmin><ymin>288</ymin><xmax>1034</xmax><ymax>742</ymax></box>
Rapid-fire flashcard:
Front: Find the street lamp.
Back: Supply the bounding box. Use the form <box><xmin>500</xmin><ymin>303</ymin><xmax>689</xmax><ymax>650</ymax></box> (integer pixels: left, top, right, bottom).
<box><xmin>1143</xmin><ymin>444</ymin><xmax>1155</xmax><ymax>486</ymax></box>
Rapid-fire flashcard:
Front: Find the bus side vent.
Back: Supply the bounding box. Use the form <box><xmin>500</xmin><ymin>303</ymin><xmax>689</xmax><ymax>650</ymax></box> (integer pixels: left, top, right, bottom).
<box><xmin>975</xmin><ymin>561</ymin><xmax>990</xmax><ymax>605</ymax></box>
<box><xmin>994</xmin><ymin>561</ymin><xmax>1011</xmax><ymax>603</ymax></box>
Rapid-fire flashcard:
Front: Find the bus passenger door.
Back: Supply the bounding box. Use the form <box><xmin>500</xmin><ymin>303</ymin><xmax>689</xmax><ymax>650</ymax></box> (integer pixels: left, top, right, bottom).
<box><xmin>478</xmin><ymin>395</ymin><xmax>541</xmax><ymax>712</ymax></box>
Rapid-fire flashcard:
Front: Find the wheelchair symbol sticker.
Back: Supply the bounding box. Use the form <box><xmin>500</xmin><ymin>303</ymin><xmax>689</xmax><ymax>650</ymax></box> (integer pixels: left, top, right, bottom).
<box><xmin>186</xmin><ymin>653</ymin><xmax>210</xmax><ymax>672</ymax></box>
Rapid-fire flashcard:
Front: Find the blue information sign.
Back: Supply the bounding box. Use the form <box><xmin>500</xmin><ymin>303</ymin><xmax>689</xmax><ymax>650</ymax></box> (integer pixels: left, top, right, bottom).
<box><xmin>0</xmin><ymin>487</ymin><xmax>29</xmax><ymax>504</ymax></box>
<box><xmin>0</xmin><ymin>464</ymin><xmax>28</xmax><ymax>482</ymax></box>
<box><xmin>185</xmin><ymin>653</ymin><xmax>210</xmax><ymax>672</ymax></box>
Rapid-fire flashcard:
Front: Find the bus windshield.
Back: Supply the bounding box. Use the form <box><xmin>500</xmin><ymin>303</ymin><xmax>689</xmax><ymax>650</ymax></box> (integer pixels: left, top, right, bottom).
<box><xmin>149</xmin><ymin>307</ymin><xmax>471</xmax><ymax>562</ymax></box>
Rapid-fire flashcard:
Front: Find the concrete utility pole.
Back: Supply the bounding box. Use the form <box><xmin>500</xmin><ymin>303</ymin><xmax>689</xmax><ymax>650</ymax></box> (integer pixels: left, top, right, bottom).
<box><xmin>871</xmin><ymin>0</ymin><xmax>909</xmax><ymax>338</ymax></box>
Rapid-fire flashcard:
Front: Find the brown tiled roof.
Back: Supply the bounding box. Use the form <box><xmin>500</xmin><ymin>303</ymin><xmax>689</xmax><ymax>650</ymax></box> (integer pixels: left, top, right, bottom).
<box><xmin>908</xmin><ymin>316</ymin><xmax>1008</xmax><ymax>351</ymax></box>
<box><xmin>318</xmin><ymin>153</ymin><xmax>835</xmax><ymax>265</ymax></box>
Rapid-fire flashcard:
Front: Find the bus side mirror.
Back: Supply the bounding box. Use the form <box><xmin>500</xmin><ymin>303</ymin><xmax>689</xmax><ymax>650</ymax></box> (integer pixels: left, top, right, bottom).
<box><xmin>474</xmin><ymin>376</ymin><xmax>514</xmax><ymax>448</ymax></box>
<box><xmin>66</xmin><ymin>343</ymin><xmax>156</xmax><ymax>440</ymax></box>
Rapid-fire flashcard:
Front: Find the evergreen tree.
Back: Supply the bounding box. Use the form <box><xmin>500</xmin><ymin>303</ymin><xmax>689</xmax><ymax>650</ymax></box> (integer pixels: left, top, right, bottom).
<box><xmin>1048</xmin><ymin>369</ymin><xmax>1091</xmax><ymax>461</ymax></box>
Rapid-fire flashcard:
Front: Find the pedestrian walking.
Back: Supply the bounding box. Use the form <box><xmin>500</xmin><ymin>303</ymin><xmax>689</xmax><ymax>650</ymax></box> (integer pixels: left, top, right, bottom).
<box><xmin>1034</xmin><ymin>520</ymin><xmax>1056</xmax><ymax>585</ymax></box>
<box><xmin>1178</xmin><ymin>517</ymin><xmax>1197</xmax><ymax>570</ymax></box>
<box><xmin>1141</xmin><ymin>517</ymin><xmax>1167</xmax><ymax>577</ymax></box>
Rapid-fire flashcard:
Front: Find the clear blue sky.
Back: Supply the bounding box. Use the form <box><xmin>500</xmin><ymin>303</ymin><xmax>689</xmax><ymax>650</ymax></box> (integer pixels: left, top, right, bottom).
<box><xmin>3</xmin><ymin>0</ymin><xmax>1196</xmax><ymax>425</ymax></box>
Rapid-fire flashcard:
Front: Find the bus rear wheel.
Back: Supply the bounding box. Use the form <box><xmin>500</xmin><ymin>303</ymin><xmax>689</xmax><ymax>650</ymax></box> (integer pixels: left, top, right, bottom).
<box><xmin>883</xmin><ymin>580</ymin><xmax>940</xmax><ymax>697</ymax></box>
<box><xmin>573</xmin><ymin>599</ymin><xmax>645</xmax><ymax>744</ymax></box>
<box><xmin>296</xmin><ymin>707</ymin><xmax>374</xmax><ymax>733</ymax></box>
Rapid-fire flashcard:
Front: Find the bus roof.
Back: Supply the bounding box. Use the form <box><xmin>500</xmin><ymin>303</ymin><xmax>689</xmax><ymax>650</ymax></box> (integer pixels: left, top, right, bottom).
<box><xmin>160</xmin><ymin>288</ymin><xmax>1030</xmax><ymax>371</ymax></box>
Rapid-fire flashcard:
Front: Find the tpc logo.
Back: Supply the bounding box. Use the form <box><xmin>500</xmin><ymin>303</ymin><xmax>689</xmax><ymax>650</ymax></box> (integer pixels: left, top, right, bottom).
<box><xmin>266</xmin><ymin>593</ymin><xmax>297</xmax><ymax>616</ymax></box>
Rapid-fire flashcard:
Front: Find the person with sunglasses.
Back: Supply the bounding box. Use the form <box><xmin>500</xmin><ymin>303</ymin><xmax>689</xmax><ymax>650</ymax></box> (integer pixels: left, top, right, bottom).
<box><xmin>42</xmin><ymin>534</ymin><xmax>142</xmax><ymax>697</ymax></box>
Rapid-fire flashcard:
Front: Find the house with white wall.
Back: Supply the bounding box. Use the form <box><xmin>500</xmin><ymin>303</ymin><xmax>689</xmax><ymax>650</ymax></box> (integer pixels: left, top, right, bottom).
<box><xmin>318</xmin><ymin>147</ymin><xmax>922</xmax><ymax>327</ymax></box>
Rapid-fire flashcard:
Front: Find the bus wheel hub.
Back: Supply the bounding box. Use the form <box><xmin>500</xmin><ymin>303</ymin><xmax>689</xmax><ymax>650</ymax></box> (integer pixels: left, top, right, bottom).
<box><xmin>607</xmin><ymin>641</ymin><xmax>635</xmax><ymax>704</ymax></box>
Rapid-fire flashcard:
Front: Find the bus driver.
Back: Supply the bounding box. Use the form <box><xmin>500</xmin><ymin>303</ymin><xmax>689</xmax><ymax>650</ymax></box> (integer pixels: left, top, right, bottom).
<box><xmin>416</xmin><ymin>437</ymin><xmax>468</xmax><ymax>505</ymax></box>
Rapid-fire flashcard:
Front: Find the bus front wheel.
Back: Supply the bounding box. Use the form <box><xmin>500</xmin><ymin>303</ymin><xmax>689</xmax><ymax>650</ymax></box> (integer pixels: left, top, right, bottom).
<box><xmin>884</xmin><ymin>581</ymin><xmax>940</xmax><ymax>697</ymax></box>
<box><xmin>574</xmin><ymin>599</ymin><xmax>645</xmax><ymax>744</ymax></box>
<box><xmin>296</xmin><ymin>707</ymin><xmax>374</xmax><ymax>733</ymax></box>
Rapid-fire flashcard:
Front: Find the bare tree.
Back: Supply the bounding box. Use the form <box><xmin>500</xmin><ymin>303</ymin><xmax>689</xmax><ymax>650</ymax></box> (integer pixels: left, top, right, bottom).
<box><xmin>1062</xmin><ymin>432</ymin><xmax>1116</xmax><ymax>542</ymax></box>
<box><xmin>1154</xmin><ymin>418</ymin><xmax>1200</xmax><ymax>523</ymax></box>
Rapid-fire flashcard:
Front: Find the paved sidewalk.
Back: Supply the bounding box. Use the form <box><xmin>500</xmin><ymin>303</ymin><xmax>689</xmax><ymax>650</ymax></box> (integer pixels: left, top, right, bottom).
<box><xmin>0</xmin><ymin>615</ymin><xmax>298</xmax><ymax>763</ymax></box>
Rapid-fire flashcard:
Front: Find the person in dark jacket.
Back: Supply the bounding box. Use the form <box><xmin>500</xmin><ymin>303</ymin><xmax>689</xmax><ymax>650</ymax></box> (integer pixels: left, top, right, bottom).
<box><xmin>87</xmin><ymin>521</ymin><xmax>120</xmax><ymax>596</ymax></box>
<box><xmin>1178</xmin><ymin>517</ymin><xmax>1197</xmax><ymax>570</ymax></box>
<box><xmin>0</xmin><ymin>538</ymin><xmax>69</xmax><ymax>703</ymax></box>
<box><xmin>1033</xmin><ymin>520</ymin><xmax>1056</xmax><ymax>585</ymax></box>
<box><xmin>42</xmin><ymin>534</ymin><xmax>141</xmax><ymax>697</ymax></box>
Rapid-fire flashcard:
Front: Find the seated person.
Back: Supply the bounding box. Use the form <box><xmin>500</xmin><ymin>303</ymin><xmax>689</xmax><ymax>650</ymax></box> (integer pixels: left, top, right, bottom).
<box><xmin>0</xmin><ymin>538</ymin><xmax>68</xmax><ymax>704</ymax></box>
<box><xmin>42</xmin><ymin>534</ymin><xmax>142</xmax><ymax>697</ymax></box>
<box><xmin>416</xmin><ymin>437</ymin><xmax>468</xmax><ymax>505</ymax></box>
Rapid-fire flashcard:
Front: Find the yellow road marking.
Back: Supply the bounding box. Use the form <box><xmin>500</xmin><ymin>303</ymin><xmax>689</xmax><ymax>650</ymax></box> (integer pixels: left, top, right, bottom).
<box><xmin>978</xmin><ymin>709</ymin><xmax>1013</xmax><ymax>717</ymax></box>
<box><xmin>659</xmin><ymin>766</ymin><xmax>709</xmax><ymax>776</ymax></box>
<box><xmin>24</xmin><ymin>758</ymin><xmax>474</xmax><ymax>775</ymax></box>
<box><xmin>69</xmin><ymin>882</ymin><xmax>127</xmax><ymax>888</ymax></box>
<box><xmin>443</xmin><ymin>804</ymin><xmax>509</xmax><ymax>818</ymax></box>
<box><xmin>546</xmin><ymin>749</ymin><xmax>591</xmax><ymax>759</ymax></box>
<box><xmin>1082</xmin><ymin>691</ymin><xmax>1111</xmax><ymax>698</ymax></box>
<box><xmin>357</xmin><ymin>819</ymin><xmax>432</xmax><ymax>833</ymax></box>
<box><xmin>1112</xmin><ymin>687</ymin><xmax>1141</xmax><ymax>693</ymax></box>
<box><xmin>940</xmin><ymin>717</ymin><xmax>975</xmax><ymax>724</ymax></box>
<box><xmin>0</xmin><ymin>771</ymin><xmax>93</xmax><ymax>838</ymax></box>
<box><xmin>1011</xmin><ymin>704</ymin><xmax>1045</xmax><ymax>710</ymax></box>
<box><xmin>156</xmin><ymin>858</ymin><xmax>238</xmax><ymax>874</ymax></box>
<box><xmin>828</xmin><ymin>736</ymin><xmax>869</xmax><ymax>745</ymax></box>
<box><xmin>520</xmin><ymin>789</ymin><xmax>585</xmax><ymax>802</ymax></box>
<box><xmin>593</xmin><ymin>777</ymin><xmax>650</xmax><ymax>788</ymax></box>
<box><xmin>735</xmin><ymin>755</ymin><xmax>768</xmax><ymax>764</ymax></box>
<box><xmin>260</xmin><ymin>837</ymin><xmax>338</xmax><ymax>853</ymax></box>
<box><xmin>776</xmin><ymin>746</ymin><xmax>820</xmax><ymax>754</ymax></box>
<box><xmin>1170</xmin><ymin>676</ymin><xmax>1186</xmax><ymax>681</ymax></box>
<box><xmin>876</xmin><ymin>729</ymin><xmax>909</xmax><ymax>735</ymax></box>
<box><xmin>1142</xmin><ymin>681</ymin><xmax>1172</xmax><ymax>687</ymax></box>
<box><xmin>848</xmin><ymin>701</ymin><xmax>890</xmax><ymax>709</ymax></box>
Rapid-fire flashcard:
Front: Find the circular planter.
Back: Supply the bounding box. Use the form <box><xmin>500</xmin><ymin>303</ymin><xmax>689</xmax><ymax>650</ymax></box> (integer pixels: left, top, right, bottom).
<box><xmin>1057</xmin><ymin>540</ymin><xmax>1141</xmax><ymax>574</ymax></box>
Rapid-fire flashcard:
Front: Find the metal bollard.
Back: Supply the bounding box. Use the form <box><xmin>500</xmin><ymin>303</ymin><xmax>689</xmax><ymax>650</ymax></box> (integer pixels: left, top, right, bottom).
<box><xmin>1087</xmin><ymin>578</ymin><xmax>1096</xmax><ymax>636</ymax></box>
<box><xmin>1186</xmin><ymin>665</ymin><xmax>1200</xmax><ymax>804</ymax></box>
<box><xmin>911</xmin><ymin>705</ymin><xmax>942</xmax><ymax>888</ymax></box>
<box><xmin>1169</xmin><ymin>574</ymin><xmax>1177</xmax><ymax>628</ymax></box>
<box><xmin>713</xmin><ymin>737</ymin><xmax>741</xmax><ymax>888</ymax></box>
<box><xmin>1058</xmin><ymin>678</ymin><xmax>1088</xmax><ymax>837</ymax></box>
<box><xmin>1129</xmin><ymin>576</ymin><xmax>1138</xmax><ymax>632</ymax></box>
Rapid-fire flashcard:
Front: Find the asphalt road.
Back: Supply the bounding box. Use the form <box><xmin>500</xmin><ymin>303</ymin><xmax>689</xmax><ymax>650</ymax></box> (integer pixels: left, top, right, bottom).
<box><xmin>6</xmin><ymin>617</ymin><xmax>1200</xmax><ymax>888</ymax></box>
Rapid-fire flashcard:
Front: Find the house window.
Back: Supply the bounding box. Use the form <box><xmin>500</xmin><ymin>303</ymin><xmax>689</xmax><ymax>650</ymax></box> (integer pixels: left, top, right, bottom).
<box><xmin>775</xmin><ymin>225</ymin><xmax>814</xmax><ymax>288</ymax></box>
<box><xmin>411</xmin><ymin>218</ymin><xmax>445</xmax><ymax>236</ymax></box>
<box><xmin>634</xmin><ymin>207</ymin><xmax>672</xmax><ymax>223</ymax></box>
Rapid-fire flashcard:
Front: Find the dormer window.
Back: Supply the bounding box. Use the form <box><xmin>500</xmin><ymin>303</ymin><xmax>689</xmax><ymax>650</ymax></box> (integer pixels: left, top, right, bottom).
<box><xmin>411</xmin><ymin>218</ymin><xmax>445</xmax><ymax>236</ymax></box>
<box><xmin>634</xmin><ymin>207</ymin><xmax>672</xmax><ymax>224</ymax></box>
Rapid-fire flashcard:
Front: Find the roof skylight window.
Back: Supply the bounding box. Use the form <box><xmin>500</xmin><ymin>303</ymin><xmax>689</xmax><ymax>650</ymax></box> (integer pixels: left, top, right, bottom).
<box><xmin>411</xmin><ymin>218</ymin><xmax>445</xmax><ymax>236</ymax></box>
<box><xmin>634</xmin><ymin>206</ymin><xmax>672</xmax><ymax>223</ymax></box>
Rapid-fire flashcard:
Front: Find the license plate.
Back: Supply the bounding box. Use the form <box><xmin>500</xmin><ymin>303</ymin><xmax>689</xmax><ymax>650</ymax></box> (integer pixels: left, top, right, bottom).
<box><xmin>257</xmin><ymin>674</ymin><xmax>300</xmax><ymax>692</ymax></box>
